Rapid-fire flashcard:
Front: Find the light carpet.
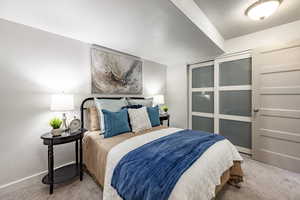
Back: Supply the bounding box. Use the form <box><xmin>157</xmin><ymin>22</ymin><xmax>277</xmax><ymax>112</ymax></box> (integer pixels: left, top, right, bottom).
<box><xmin>0</xmin><ymin>156</ymin><xmax>299</xmax><ymax>200</ymax></box>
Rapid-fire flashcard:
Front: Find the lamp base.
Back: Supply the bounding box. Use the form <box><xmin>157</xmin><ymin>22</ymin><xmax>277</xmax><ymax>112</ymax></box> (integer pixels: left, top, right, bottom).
<box><xmin>61</xmin><ymin>113</ymin><xmax>68</xmax><ymax>131</ymax></box>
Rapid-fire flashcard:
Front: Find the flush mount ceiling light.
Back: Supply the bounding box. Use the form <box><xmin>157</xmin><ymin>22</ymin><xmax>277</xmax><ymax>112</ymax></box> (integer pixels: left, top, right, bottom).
<box><xmin>245</xmin><ymin>0</ymin><xmax>282</xmax><ymax>20</ymax></box>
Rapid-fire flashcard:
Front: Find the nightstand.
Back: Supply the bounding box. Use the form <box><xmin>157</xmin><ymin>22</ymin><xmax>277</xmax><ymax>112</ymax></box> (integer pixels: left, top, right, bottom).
<box><xmin>41</xmin><ymin>128</ymin><xmax>86</xmax><ymax>194</ymax></box>
<box><xmin>160</xmin><ymin>114</ymin><xmax>170</xmax><ymax>127</ymax></box>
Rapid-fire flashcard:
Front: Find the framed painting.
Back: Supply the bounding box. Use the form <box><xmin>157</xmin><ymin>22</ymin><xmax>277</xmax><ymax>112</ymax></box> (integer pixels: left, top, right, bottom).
<box><xmin>91</xmin><ymin>46</ymin><xmax>143</xmax><ymax>94</ymax></box>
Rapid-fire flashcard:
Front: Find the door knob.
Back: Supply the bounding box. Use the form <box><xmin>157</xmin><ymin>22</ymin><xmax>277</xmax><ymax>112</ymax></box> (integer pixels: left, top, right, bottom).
<box><xmin>253</xmin><ymin>108</ymin><xmax>259</xmax><ymax>113</ymax></box>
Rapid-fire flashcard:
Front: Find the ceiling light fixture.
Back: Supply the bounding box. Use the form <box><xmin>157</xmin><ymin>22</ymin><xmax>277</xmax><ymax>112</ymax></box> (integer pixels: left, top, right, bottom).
<box><xmin>245</xmin><ymin>0</ymin><xmax>282</xmax><ymax>20</ymax></box>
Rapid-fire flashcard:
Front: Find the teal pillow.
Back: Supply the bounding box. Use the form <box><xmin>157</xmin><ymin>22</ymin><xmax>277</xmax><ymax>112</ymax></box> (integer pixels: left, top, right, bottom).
<box><xmin>147</xmin><ymin>106</ymin><xmax>160</xmax><ymax>127</ymax></box>
<box><xmin>102</xmin><ymin>109</ymin><xmax>131</xmax><ymax>138</ymax></box>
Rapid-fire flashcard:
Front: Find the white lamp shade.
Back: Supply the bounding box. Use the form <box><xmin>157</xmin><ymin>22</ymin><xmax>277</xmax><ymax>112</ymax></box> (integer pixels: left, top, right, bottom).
<box><xmin>153</xmin><ymin>95</ymin><xmax>165</xmax><ymax>105</ymax></box>
<box><xmin>51</xmin><ymin>94</ymin><xmax>74</xmax><ymax>111</ymax></box>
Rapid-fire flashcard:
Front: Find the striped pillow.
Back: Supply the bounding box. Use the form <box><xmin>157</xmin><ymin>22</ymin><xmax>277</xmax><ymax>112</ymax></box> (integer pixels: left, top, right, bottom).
<box><xmin>87</xmin><ymin>106</ymin><xmax>100</xmax><ymax>131</ymax></box>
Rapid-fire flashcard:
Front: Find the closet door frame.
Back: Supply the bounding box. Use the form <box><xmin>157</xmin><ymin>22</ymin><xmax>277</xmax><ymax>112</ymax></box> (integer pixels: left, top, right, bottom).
<box><xmin>189</xmin><ymin>61</ymin><xmax>215</xmax><ymax>129</ymax></box>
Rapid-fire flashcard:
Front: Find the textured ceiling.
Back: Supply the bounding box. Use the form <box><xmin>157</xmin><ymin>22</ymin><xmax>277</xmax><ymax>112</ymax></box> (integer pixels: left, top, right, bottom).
<box><xmin>194</xmin><ymin>0</ymin><xmax>300</xmax><ymax>39</ymax></box>
<box><xmin>0</xmin><ymin>0</ymin><xmax>223</xmax><ymax>65</ymax></box>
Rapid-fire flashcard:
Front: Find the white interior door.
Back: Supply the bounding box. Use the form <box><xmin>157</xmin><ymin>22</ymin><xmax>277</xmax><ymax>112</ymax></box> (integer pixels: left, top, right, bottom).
<box><xmin>252</xmin><ymin>40</ymin><xmax>300</xmax><ymax>173</ymax></box>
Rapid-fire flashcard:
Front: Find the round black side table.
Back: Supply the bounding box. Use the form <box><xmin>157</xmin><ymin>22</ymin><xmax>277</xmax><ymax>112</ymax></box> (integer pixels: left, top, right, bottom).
<box><xmin>160</xmin><ymin>114</ymin><xmax>170</xmax><ymax>127</ymax></box>
<box><xmin>41</xmin><ymin>128</ymin><xmax>86</xmax><ymax>194</ymax></box>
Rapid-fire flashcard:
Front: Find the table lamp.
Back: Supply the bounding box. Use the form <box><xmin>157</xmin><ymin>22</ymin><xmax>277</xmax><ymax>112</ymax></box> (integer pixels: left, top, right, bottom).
<box><xmin>153</xmin><ymin>94</ymin><xmax>165</xmax><ymax>106</ymax></box>
<box><xmin>50</xmin><ymin>94</ymin><xmax>74</xmax><ymax>130</ymax></box>
<box><xmin>153</xmin><ymin>94</ymin><xmax>165</xmax><ymax>114</ymax></box>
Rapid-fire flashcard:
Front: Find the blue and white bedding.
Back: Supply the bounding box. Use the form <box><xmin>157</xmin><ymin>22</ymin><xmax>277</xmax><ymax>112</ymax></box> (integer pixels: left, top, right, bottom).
<box><xmin>103</xmin><ymin>128</ymin><xmax>243</xmax><ymax>200</ymax></box>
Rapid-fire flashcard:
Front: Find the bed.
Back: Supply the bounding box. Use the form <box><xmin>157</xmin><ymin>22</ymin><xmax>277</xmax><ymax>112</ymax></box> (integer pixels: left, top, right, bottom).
<box><xmin>81</xmin><ymin>97</ymin><xmax>243</xmax><ymax>200</ymax></box>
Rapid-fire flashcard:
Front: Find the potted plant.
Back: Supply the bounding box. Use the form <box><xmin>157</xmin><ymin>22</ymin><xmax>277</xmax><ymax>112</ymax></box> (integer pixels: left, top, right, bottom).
<box><xmin>49</xmin><ymin>118</ymin><xmax>63</xmax><ymax>136</ymax></box>
<box><xmin>161</xmin><ymin>105</ymin><xmax>169</xmax><ymax>114</ymax></box>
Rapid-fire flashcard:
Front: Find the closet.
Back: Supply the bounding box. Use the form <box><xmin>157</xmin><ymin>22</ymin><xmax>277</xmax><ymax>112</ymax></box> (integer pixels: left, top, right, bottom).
<box><xmin>189</xmin><ymin>40</ymin><xmax>300</xmax><ymax>173</ymax></box>
<box><xmin>189</xmin><ymin>52</ymin><xmax>252</xmax><ymax>154</ymax></box>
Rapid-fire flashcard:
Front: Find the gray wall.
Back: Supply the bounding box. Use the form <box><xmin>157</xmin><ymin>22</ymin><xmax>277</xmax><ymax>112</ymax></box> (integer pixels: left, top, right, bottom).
<box><xmin>0</xmin><ymin>19</ymin><xmax>167</xmax><ymax>187</ymax></box>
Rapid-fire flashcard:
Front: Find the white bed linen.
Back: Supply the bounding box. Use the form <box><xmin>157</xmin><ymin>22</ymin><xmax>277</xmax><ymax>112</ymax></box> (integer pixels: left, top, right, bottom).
<box><xmin>103</xmin><ymin>128</ymin><xmax>243</xmax><ymax>200</ymax></box>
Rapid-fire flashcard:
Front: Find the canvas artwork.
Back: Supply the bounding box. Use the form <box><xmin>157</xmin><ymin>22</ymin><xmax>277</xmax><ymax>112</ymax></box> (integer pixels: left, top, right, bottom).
<box><xmin>91</xmin><ymin>47</ymin><xmax>143</xmax><ymax>94</ymax></box>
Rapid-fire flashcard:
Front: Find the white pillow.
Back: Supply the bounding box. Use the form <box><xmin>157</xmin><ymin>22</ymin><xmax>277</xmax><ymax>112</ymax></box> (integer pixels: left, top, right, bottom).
<box><xmin>128</xmin><ymin>107</ymin><xmax>152</xmax><ymax>133</ymax></box>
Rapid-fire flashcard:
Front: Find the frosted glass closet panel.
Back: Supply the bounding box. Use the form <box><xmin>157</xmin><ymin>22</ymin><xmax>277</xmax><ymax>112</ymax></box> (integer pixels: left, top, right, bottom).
<box><xmin>192</xmin><ymin>116</ymin><xmax>214</xmax><ymax>133</ymax></box>
<box><xmin>192</xmin><ymin>65</ymin><xmax>214</xmax><ymax>88</ymax></box>
<box><xmin>220</xmin><ymin>119</ymin><xmax>252</xmax><ymax>149</ymax></box>
<box><xmin>220</xmin><ymin>58</ymin><xmax>251</xmax><ymax>86</ymax></box>
<box><xmin>192</xmin><ymin>92</ymin><xmax>214</xmax><ymax>113</ymax></box>
<box><xmin>219</xmin><ymin>90</ymin><xmax>251</xmax><ymax>117</ymax></box>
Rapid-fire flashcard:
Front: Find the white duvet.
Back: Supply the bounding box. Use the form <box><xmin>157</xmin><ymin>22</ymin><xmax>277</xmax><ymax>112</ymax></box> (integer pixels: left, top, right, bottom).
<box><xmin>103</xmin><ymin>128</ymin><xmax>243</xmax><ymax>200</ymax></box>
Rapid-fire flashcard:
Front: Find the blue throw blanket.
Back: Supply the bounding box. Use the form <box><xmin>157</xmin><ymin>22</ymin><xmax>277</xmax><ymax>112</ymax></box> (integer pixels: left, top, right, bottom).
<box><xmin>111</xmin><ymin>129</ymin><xmax>225</xmax><ymax>200</ymax></box>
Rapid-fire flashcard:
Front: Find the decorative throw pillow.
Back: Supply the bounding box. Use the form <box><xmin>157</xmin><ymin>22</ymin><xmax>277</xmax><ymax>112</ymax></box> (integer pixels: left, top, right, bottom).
<box><xmin>128</xmin><ymin>107</ymin><xmax>152</xmax><ymax>133</ymax></box>
<box><xmin>87</xmin><ymin>106</ymin><xmax>100</xmax><ymax>131</ymax></box>
<box><xmin>147</xmin><ymin>106</ymin><xmax>161</xmax><ymax>127</ymax></box>
<box><xmin>127</xmin><ymin>98</ymin><xmax>153</xmax><ymax>107</ymax></box>
<box><xmin>94</xmin><ymin>98</ymin><xmax>128</xmax><ymax>133</ymax></box>
<box><xmin>102</xmin><ymin>109</ymin><xmax>131</xmax><ymax>138</ymax></box>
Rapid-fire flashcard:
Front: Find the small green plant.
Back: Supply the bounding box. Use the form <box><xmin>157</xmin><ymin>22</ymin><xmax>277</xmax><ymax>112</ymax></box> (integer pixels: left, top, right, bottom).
<box><xmin>161</xmin><ymin>105</ymin><xmax>168</xmax><ymax>112</ymax></box>
<box><xmin>49</xmin><ymin>118</ymin><xmax>62</xmax><ymax>129</ymax></box>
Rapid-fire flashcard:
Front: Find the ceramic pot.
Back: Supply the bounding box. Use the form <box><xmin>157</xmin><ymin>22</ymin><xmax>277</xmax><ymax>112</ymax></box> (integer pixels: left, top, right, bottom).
<box><xmin>51</xmin><ymin>128</ymin><xmax>63</xmax><ymax>136</ymax></box>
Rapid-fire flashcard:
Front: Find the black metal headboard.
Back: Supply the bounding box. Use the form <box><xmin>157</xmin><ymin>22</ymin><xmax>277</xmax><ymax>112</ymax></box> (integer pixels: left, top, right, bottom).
<box><xmin>80</xmin><ymin>97</ymin><xmax>145</xmax><ymax>129</ymax></box>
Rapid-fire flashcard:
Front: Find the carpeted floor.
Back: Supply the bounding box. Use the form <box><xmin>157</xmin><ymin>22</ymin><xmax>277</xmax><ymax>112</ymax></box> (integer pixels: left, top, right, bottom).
<box><xmin>0</xmin><ymin>156</ymin><xmax>300</xmax><ymax>200</ymax></box>
<box><xmin>216</xmin><ymin>156</ymin><xmax>300</xmax><ymax>200</ymax></box>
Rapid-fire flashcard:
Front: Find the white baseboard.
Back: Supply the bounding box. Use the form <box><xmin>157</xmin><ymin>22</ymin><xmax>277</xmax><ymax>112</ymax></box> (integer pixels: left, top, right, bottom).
<box><xmin>0</xmin><ymin>161</ymin><xmax>75</xmax><ymax>190</ymax></box>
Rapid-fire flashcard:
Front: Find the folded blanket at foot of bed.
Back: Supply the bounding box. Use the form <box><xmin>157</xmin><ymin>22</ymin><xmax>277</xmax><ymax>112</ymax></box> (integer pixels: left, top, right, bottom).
<box><xmin>111</xmin><ymin>129</ymin><xmax>226</xmax><ymax>200</ymax></box>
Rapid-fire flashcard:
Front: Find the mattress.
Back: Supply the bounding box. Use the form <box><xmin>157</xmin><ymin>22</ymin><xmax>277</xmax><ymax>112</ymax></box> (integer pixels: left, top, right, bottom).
<box><xmin>83</xmin><ymin>126</ymin><xmax>243</xmax><ymax>199</ymax></box>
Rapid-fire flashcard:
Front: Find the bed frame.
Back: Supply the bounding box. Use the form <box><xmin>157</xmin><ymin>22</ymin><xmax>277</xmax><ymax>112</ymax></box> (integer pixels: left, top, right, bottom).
<box><xmin>80</xmin><ymin>97</ymin><xmax>145</xmax><ymax>129</ymax></box>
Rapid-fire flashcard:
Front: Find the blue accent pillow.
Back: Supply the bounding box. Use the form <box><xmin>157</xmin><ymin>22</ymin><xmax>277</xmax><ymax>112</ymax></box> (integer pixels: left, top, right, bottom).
<box><xmin>147</xmin><ymin>106</ymin><xmax>160</xmax><ymax>127</ymax></box>
<box><xmin>127</xmin><ymin>98</ymin><xmax>153</xmax><ymax>107</ymax></box>
<box><xmin>121</xmin><ymin>104</ymin><xmax>143</xmax><ymax>109</ymax></box>
<box><xmin>102</xmin><ymin>109</ymin><xmax>131</xmax><ymax>138</ymax></box>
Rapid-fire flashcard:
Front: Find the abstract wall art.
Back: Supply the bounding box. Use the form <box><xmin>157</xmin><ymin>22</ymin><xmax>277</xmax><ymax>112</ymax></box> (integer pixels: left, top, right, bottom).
<box><xmin>91</xmin><ymin>46</ymin><xmax>143</xmax><ymax>94</ymax></box>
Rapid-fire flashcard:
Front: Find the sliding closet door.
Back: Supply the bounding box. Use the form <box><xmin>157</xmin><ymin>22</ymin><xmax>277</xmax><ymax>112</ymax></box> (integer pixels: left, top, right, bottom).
<box><xmin>189</xmin><ymin>61</ymin><xmax>215</xmax><ymax>133</ymax></box>
<box><xmin>252</xmin><ymin>41</ymin><xmax>300</xmax><ymax>173</ymax></box>
<box><xmin>216</xmin><ymin>54</ymin><xmax>252</xmax><ymax>154</ymax></box>
<box><xmin>189</xmin><ymin>54</ymin><xmax>252</xmax><ymax>154</ymax></box>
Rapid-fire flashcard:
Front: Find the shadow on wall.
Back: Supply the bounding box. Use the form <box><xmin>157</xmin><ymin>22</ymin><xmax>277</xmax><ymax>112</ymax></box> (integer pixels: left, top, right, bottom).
<box><xmin>166</xmin><ymin>64</ymin><xmax>188</xmax><ymax>129</ymax></box>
